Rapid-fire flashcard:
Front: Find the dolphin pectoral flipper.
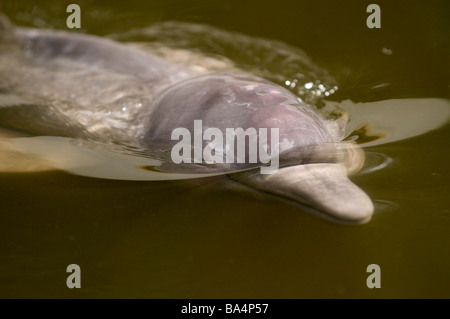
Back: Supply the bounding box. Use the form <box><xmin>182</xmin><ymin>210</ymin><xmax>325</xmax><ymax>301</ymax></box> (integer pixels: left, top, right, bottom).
<box><xmin>233</xmin><ymin>163</ymin><xmax>374</xmax><ymax>223</ymax></box>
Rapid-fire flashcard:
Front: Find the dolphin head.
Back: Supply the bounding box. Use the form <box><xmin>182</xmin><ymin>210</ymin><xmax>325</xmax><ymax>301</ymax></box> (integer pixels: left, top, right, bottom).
<box><xmin>142</xmin><ymin>72</ymin><xmax>374</xmax><ymax>222</ymax></box>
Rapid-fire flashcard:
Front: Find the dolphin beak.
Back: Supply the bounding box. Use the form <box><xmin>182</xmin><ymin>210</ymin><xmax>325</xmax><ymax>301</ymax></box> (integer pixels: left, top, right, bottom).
<box><xmin>233</xmin><ymin>163</ymin><xmax>374</xmax><ymax>223</ymax></box>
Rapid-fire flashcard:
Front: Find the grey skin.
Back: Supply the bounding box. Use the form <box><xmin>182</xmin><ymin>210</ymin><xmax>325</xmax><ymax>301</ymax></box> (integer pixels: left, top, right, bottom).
<box><xmin>0</xmin><ymin>15</ymin><xmax>374</xmax><ymax>223</ymax></box>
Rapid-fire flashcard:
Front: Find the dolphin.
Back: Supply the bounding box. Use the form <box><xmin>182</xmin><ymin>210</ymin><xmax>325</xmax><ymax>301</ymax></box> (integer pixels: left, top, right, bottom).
<box><xmin>0</xmin><ymin>14</ymin><xmax>390</xmax><ymax>223</ymax></box>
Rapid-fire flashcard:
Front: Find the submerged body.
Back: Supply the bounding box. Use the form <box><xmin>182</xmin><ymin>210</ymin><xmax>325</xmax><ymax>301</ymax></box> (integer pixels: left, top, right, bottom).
<box><xmin>0</xmin><ymin>15</ymin><xmax>374</xmax><ymax>223</ymax></box>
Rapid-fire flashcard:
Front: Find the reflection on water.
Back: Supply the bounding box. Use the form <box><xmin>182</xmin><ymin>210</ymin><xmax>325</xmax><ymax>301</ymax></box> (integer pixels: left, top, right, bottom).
<box><xmin>1</xmin><ymin>97</ymin><xmax>449</xmax><ymax>181</ymax></box>
<box><xmin>336</xmin><ymin>99</ymin><xmax>450</xmax><ymax>147</ymax></box>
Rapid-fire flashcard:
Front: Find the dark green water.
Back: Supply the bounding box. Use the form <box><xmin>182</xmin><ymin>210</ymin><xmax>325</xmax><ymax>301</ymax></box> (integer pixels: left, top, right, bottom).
<box><xmin>0</xmin><ymin>0</ymin><xmax>449</xmax><ymax>298</ymax></box>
